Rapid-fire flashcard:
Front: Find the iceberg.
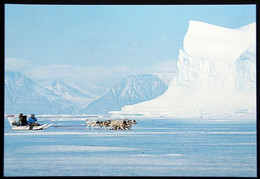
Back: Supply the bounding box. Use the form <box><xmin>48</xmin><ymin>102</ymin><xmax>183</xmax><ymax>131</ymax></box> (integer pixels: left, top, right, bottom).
<box><xmin>110</xmin><ymin>21</ymin><xmax>256</xmax><ymax>119</ymax></box>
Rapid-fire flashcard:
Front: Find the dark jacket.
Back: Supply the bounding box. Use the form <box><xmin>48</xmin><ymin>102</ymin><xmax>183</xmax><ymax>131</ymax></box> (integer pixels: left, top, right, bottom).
<box><xmin>19</xmin><ymin>115</ymin><xmax>28</xmax><ymax>126</ymax></box>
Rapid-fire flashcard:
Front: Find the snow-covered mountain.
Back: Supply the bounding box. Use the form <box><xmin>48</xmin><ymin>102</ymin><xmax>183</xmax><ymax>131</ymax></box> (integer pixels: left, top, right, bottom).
<box><xmin>47</xmin><ymin>80</ymin><xmax>97</xmax><ymax>113</ymax></box>
<box><xmin>4</xmin><ymin>71</ymin><xmax>77</xmax><ymax>115</ymax></box>
<box><xmin>50</xmin><ymin>80</ymin><xmax>93</xmax><ymax>99</ymax></box>
<box><xmin>5</xmin><ymin>71</ymin><xmax>175</xmax><ymax>115</ymax></box>
<box><xmin>79</xmin><ymin>74</ymin><xmax>174</xmax><ymax>114</ymax></box>
<box><xmin>49</xmin><ymin>80</ymin><xmax>96</xmax><ymax>106</ymax></box>
<box><xmin>111</xmin><ymin>21</ymin><xmax>256</xmax><ymax>119</ymax></box>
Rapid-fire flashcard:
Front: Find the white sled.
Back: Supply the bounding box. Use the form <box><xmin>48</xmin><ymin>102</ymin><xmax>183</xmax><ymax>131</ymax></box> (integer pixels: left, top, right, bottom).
<box><xmin>7</xmin><ymin>115</ymin><xmax>53</xmax><ymax>130</ymax></box>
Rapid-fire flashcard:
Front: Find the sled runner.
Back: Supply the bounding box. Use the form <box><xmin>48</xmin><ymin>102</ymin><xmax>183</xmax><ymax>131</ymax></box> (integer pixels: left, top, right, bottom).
<box><xmin>7</xmin><ymin>115</ymin><xmax>53</xmax><ymax>130</ymax></box>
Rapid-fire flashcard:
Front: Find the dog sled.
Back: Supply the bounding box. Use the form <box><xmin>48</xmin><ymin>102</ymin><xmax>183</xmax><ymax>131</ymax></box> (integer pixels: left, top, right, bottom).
<box><xmin>7</xmin><ymin>115</ymin><xmax>53</xmax><ymax>130</ymax></box>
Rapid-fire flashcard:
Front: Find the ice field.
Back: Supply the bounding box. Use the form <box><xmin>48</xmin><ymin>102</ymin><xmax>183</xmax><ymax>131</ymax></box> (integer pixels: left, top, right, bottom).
<box><xmin>4</xmin><ymin>115</ymin><xmax>256</xmax><ymax>177</ymax></box>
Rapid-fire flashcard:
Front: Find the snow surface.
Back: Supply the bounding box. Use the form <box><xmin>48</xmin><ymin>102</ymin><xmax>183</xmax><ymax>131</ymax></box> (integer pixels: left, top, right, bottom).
<box><xmin>111</xmin><ymin>21</ymin><xmax>256</xmax><ymax>119</ymax></box>
<box><xmin>4</xmin><ymin>115</ymin><xmax>256</xmax><ymax>176</ymax></box>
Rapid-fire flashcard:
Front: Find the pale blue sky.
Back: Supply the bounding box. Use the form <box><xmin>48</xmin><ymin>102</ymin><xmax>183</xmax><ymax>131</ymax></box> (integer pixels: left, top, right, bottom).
<box><xmin>4</xmin><ymin>4</ymin><xmax>256</xmax><ymax>91</ymax></box>
<box><xmin>5</xmin><ymin>5</ymin><xmax>255</xmax><ymax>66</ymax></box>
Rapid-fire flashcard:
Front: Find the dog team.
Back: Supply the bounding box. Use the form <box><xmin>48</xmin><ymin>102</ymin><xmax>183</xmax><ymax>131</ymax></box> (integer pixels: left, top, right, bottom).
<box><xmin>86</xmin><ymin>118</ymin><xmax>137</xmax><ymax>130</ymax></box>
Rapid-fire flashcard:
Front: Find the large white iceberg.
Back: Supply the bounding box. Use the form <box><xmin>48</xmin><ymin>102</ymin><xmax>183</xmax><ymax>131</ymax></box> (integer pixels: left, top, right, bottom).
<box><xmin>110</xmin><ymin>21</ymin><xmax>256</xmax><ymax>119</ymax></box>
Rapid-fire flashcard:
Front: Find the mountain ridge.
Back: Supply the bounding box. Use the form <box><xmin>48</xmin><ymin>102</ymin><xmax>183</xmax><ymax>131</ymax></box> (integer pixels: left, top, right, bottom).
<box><xmin>5</xmin><ymin>71</ymin><xmax>174</xmax><ymax>115</ymax></box>
<box><xmin>5</xmin><ymin>71</ymin><xmax>76</xmax><ymax>115</ymax></box>
<box><xmin>79</xmin><ymin>74</ymin><xmax>174</xmax><ymax>115</ymax></box>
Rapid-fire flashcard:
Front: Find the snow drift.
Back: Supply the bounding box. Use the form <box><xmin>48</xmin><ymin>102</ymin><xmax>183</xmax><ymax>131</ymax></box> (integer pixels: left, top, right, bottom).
<box><xmin>110</xmin><ymin>21</ymin><xmax>256</xmax><ymax>119</ymax></box>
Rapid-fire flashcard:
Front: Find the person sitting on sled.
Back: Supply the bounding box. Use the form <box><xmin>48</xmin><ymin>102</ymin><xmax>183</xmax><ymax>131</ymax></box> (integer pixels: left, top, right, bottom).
<box><xmin>28</xmin><ymin>114</ymin><xmax>40</xmax><ymax>129</ymax></box>
<box><xmin>18</xmin><ymin>113</ymin><xmax>28</xmax><ymax>126</ymax></box>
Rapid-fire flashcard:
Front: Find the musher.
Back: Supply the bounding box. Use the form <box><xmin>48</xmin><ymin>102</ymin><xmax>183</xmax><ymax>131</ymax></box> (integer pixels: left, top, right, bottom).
<box><xmin>18</xmin><ymin>113</ymin><xmax>28</xmax><ymax>126</ymax></box>
<box><xmin>28</xmin><ymin>114</ymin><xmax>40</xmax><ymax>130</ymax></box>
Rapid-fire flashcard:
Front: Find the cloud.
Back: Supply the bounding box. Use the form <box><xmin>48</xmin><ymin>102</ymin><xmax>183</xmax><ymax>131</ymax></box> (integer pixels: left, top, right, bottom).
<box><xmin>5</xmin><ymin>57</ymin><xmax>177</xmax><ymax>91</ymax></box>
<box><xmin>5</xmin><ymin>58</ymin><xmax>37</xmax><ymax>71</ymax></box>
<box><xmin>148</xmin><ymin>60</ymin><xmax>177</xmax><ymax>73</ymax></box>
